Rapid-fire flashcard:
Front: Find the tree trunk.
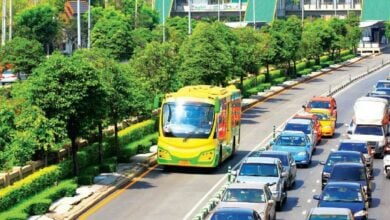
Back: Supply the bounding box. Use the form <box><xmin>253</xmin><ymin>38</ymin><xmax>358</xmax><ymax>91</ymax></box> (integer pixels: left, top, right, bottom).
<box><xmin>315</xmin><ymin>56</ymin><xmax>320</xmax><ymax>65</ymax></box>
<box><xmin>98</xmin><ymin>123</ymin><xmax>103</xmax><ymax>164</ymax></box>
<box><xmin>114</xmin><ymin>122</ymin><xmax>119</xmax><ymax>157</ymax></box>
<box><xmin>266</xmin><ymin>63</ymin><xmax>270</xmax><ymax>82</ymax></box>
<box><xmin>287</xmin><ymin>61</ymin><xmax>291</xmax><ymax>76</ymax></box>
<box><xmin>293</xmin><ymin>60</ymin><xmax>297</xmax><ymax>77</ymax></box>
<box><xmin>240</xmin><ymin>72</ymin><xmax>244</xmax><ymax>91</ymax></box>
<box><xmin>71</xmin><ymin>137</ymin><xmax>79</xmax><ymax>176</ymax></box>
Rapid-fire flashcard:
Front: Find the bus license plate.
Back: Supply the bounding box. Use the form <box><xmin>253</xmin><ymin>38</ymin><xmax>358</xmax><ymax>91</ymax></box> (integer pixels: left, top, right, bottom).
<box><xmin>178</xmin><ymin>160</ymin><xmax>190</xmax><ymax>166</ymax></box>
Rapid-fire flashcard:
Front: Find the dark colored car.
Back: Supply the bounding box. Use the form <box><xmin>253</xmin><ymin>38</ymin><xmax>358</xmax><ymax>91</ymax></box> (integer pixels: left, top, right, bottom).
<box><xmin>209</xmin><ymin>207</ymin><xmax>262</xmax><ymax>220</ymax></box>
<box><xmin>320</xmin><ymin>151</ymin><xmax>365</xmax><ymax>189</ymax></box>
<box><xmin>338</xmin><ymin>139</ymin><xmax>373</xmax><ymax>175</ymax></box>
<box><xmin>250</xmin><ymin>150</ymin><xmax>297</xmax><ymax>189</ymax></box>
<box><xmin>313</xmin><ymin>182</ymin><xmax>368</xmax><ymax>220</ymax></box>
<box><xmin>327</xmin><ymin>162</ymin><xmax>372</xmax><ymax>206</ymax></box>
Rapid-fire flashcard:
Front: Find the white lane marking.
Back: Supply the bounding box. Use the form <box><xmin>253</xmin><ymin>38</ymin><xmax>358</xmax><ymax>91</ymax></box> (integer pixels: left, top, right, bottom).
<box><xmin>184</xmin><ymin>63</ymin><xmax>390</xmax><ymax>220</ymax></box>
<box><xmin>307</xmin><ymin>199</ymin><xmax>312</xmax><ymax>203</ymax></box>
<box><xmin>316</xmin><ymin>180</ymin><xmax>320</xmax><ymax>184</ymax></box>
<box><xmin>312</xmin><ymin>189</ymin><xmax>316</xmax><ymax>193</ymax></box>
<box><xmin>302</xmin><ymin>210</ymin><xmax>307</xmax><ymax>215</ymax></box>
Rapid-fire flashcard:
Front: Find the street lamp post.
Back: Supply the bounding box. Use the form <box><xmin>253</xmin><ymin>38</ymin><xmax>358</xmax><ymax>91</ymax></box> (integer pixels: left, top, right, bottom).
<box><xmin>301</xmin><ymin>0</ymin><xmax>304</xmax><ymax>26</ymax></box>
<box><xmin>8</xmin><ymin>0</ymin><xmax>11</xmax><ymax>40</ymax></box>
<box><xmin>163</xmin><ymin>0</ymin><xmax>166</xmax><ymax>42</ymax></box>
<box><xmin>217</xmin><ymin>0</ymin><xmax>220</xmax><ymax>21</ymax></box>
<box><xmin>239</xmin><ymin>0</ymin><xmax>242</xmax><ymax>25</ymax></box>
<box><xmin>87</xmin><ymin>0</ymin><xmax>91</xmax><ymax>49</ymax></box>
<box><xmin>188</xmin><ymin>0</ymin><xmax>192</xmax><ymax>35</ymax></box>
<box><xmin>252</xmin><ymin>0</ymin><xmax>255</xmax><ymax>30</ymax></box>
<box><xmin>1</xmin><ymin>0</ymin><xmax>6</xmax><ymax>46</ymax></box>
<box><xmin>77</xmin><ymin>0</ymin><xmax>81</xmax><ymax>48</ymax></box>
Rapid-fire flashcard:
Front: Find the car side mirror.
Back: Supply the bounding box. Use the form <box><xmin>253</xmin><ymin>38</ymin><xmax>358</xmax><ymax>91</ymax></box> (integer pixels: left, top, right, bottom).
<box><xmin>267</xmin><ymin>200</ymin><xmax>275</xmax><ymax>205</ymax></box>
<box><xmin>291</xmin><ymin>162</ymin><xmax>296</xmax><ymax>166</ymax></box>
<box><xmin>347</xmin><ymin>130</ymin><xmax>352</xmax><ymax>135</ymax></box>
<box><xmin>231</xmin><ymin>170</ymin><xmax>237</xmax><ymax>176</ymax></box>
<box><xmin>313</xmin><ymin>195</ymin><xmax>320</xmax><ymax>200</ymax></box>
<box><xmin>282</xmin><ymin>172</ymin><xmax>288</xmax><ymax>177</ymax></box>
<box><xmin>320</xmin><ymin>161</ymin><xmax>326</xmax><ymax>165</ymax></box>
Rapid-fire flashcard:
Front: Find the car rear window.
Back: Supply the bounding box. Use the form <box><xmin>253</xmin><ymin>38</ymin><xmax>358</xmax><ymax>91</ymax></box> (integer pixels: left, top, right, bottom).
<box><xmin>338</xmin><ymin>143</ymin><xmax>368</xmax><ymax>154</ymax></box>
<box><xmin>222</xmin><ymin>188</ymin><xmax>265</xmax><ymax>203</ymax></box>
<box><xmin>330</xmin><ymin>166</ymin><xmax>366</xmax><ymax>181</ymax></box>
<box><xmin>239</xmin><ymin>163</ymin><xmax>278</xmax><ymax>177</ymax></box>
<box><xmin>260</xmin><ymin>154</ymin><xmax>288</xmax><ymax>166</ymax></box>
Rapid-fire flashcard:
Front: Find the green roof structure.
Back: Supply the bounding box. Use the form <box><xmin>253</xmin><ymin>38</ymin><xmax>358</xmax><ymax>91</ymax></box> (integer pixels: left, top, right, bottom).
<box><xmin>155</xmin><ymin>0</ymin><xmax>174</xmax><ymax>23</ymax></box>
<box><xmin>362</xmin><ymin>0</ymin><xmax>390</xmax><ymax>21</ymax></box>
<box><xmin>245</xmin><ymin>0</ymin><xmax>277</xmax><ymax>23</ymax></box>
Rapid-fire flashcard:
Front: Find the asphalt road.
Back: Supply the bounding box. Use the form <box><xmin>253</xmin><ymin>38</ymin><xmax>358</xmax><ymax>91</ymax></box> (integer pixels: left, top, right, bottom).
<box><xmin>85</xmin><ymin>50</ymin><xmax>390</xmax><ymax>220</ymax></box>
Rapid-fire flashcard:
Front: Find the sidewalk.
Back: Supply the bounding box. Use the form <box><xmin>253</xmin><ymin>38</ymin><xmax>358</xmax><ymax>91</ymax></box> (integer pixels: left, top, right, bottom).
<box><xmin>31</xmin><ymin>54</ymin><xmax>390</xmax><ymax>220</ymax></box>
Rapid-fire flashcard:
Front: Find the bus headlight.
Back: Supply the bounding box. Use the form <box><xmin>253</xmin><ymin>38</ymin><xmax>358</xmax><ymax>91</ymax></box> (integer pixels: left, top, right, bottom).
<box><xmin>158</xmin><ymin>148</ymin><xmax>171</xmax><ymax>160</ymax></box>
<box><xmin>199</xmin><ymin>150</ymin><xmax>214</xmax><ymax>162</ymax></box>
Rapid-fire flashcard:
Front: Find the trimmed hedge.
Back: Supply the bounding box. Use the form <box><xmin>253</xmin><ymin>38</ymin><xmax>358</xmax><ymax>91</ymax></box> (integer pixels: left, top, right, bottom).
<box><xmin>242</xmin><ymin>74</ymin><xmax>266</xmax><ymax>91</ymax></box>
<box><xmin>298</xmin><ymin>68</ymin><xmax>313</xmax><ymax>76</ymax></box>
<box><xmin>307</xmin><ymin>60</ymin><xmax>316</xmax><ymax>67</ymax></box>
<box><xmin>0</xmin><ymin>165</ymin><xmax>60</xmax><ymax>212</ymax></box>
<box><xmin>296</xmin><ymin>61</ymin><xmax>307</xmax><ymax>72</ymax></box>
<box><xmin>269</xmin><ymin>69</ymin><xmax>283</xmax><ymax>80</ymax></box>
<box><xmin>312</xmin><ymin>65</ymin><xmax>322</xmax><ymax>71</ymax></box>
<box><xmin>118</xmin><ymin>120</ymin><xmax>156</xmax><ymax>147</ymax></box>
<box><xmin>272</xmin><ymin>77</ymin><xmax>286</xmax><ymax>85</ymax></box>
<box><xmin>119</xmin><ymin>133</ymin><xmax>158</xmax><ymax>162</ymax></box>
<box><xmin>320</xmin><ymin>55</ymin><xmax>329</xmax><ymax>63</ymax></box>
<box><xmin>340</xmin><ymin>49</ymin><xmax>352</xmax><ymax>57</ymax></box>
<box><xmin>0</xmin><ymin>179</ymin><xmax>77</xmax><ymax>219</ymax></box>
<box><xmin>341</xmin><ymin>54</ymin><xmax>355</xmax><ymax>62</ymax></box>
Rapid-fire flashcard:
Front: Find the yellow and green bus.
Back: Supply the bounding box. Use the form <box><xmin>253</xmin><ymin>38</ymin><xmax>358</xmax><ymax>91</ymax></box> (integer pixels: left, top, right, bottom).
<box><xmin>156</xmin><ymin>85</ymin><xmax>241</xmax><ymax>167</ymax></box>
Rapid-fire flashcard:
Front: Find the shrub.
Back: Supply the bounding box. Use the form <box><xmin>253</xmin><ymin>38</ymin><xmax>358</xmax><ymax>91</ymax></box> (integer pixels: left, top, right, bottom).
<box><xmin>272</xmin><ymin>77</ymin><xmax>286</xmax><ymax>85</ymax></box>
<box><xmin>325</xmin><ymin>61</ymin><xmax>335</xmax><ymax>66</ymax></box>
<box><xmin>0</xmin><ymin>165</ymin><xmax>60</xmax><ymax>212</ymax></box>
<box><xmin>0</xmin><ymin>179</ymin><xmax>77</xmax><ymax>219</ymax></box>
<box><xmin>296</xmin><ymin>61</ymin><xmax>307</xmax><ymax>72</ymax></box>
<box><xmin>320</xmin><ymin>55</ymin><xmax>329</xmax><ymax>63</ymax></box>
<box><xmin>243</xmin><ymin>77</ymin><xmax>256</xmax><ymax>91</ymax></box>
<box><xmin>298</xmin><ymin>68</ymin><xmax>313</xmax><ymax>76</ymax></box>
<box><xmin>118</xmin><ymin>120</ymin><xmax>156</xmax><ymax>147</ymax></box>
<box><xmin>320</xmin><ymin>62</ymin><xmax>330</xmax><ymax>68</ymax></box>
<box><xmin>27</xmin><ymin>199</ymin><xmax>52</xmax><ymax>215</ymax></box>
<box><xmin>119</xmin><ymin>133</ymin><xmax>158</xmax><ymax>162</ymax></box>
<box><xmin>269</xmin><ymin>69</ymin><xmax>283</xmax><ymax>80</ymax></box>
<box><xmin>77</xmin><ymin>175</ymin><xmax>94</xmax><ymax>185</ymax></box>
<box><xmin>307</xmin><ymin>60</ymin><xmax>316</xmax><ymax>67</ymax></box>
<box><xmin>77</xmin><ymin>151</ymin><xmax>89</xmax><ymax>169</ymax></box>
<box><xmin>100</xmin><ymin>163</ymin><xmax>117</xmax><ymax>173</ymax></box>
<box><xmin>81</xmin><ymin>165</ymin><xmax>100</xmax><ymax>176</ymax></box>
<box><xmin>259</xmin><ymin>83</ymin><xmax>272</xmax><ymax>91</ymax></box>
<box><xmin>256</xmin><ymin>74</ymin><xmax>266</xmax><ymax>84</ymax></box>
<box><xmin>341</xmin><ymin>54</ymin><xmax>355</xmax><ymax>61</ymax></box>
<box><xmin>58</xmin><ymin>160</ymin><xmax>72</xmax><ymax>179</ymax></box>
<box><xmin>340</xmin><ymin>49</ymin><xmax>352</xmax><ymax>57</ymax></box>
<box><xmin>312</xmin><ymin>65</ymin><xmax>322</xmax><ymax>71</ymax></box>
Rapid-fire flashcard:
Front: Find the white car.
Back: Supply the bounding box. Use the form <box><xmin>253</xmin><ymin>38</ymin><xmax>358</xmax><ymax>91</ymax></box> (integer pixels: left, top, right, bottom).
<box><xmin>1</xmin><ymin>70</ymin><xmax>17</xmax><ymax>85</ymax></box>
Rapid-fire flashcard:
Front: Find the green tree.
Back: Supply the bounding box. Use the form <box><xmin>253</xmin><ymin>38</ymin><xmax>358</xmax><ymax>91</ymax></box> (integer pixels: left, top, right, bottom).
<box><xmin>28</xmin><ymin>53</ymin><xmax>104</xmax><ymax>175</ymax></box>
<box><xmin>177</xmin><ymin>22</ymin><xmax>234</xmax><ymax>86</ymax></box>
<box><xmin>14</xmin><ymin>5</ymin><xmax>60</xmax><ymax>54</ymax></box>
<box><xmin>233</xmin><ymin>27</ymin><xmax>262</xmax><ymax>88</ymax></box>
<box><xmin>257</xmin><ymin>31</ymin><xmax>277</xmax><ymax>82</ymax></box>
<box><xmin>329</xmin><ymin>18</ymin><xmax>347</xmax><ymax>59</ymax></box>
<box><xmin>386</xmin><ymin>22</ymin><xmax>390</xmax><ymax>41</ymax></box>
<box><xmin>91</xmin><ymin>7</ymin><xmax>133</xmax><ymax>60</ymax></box>
<box><xmin>302</xmin><ymin>19</ymin><xmax>324</xmax><ymax>64</ymax></box>
<box><xmin>0</xmin><ymin>37</ymin><xmax>44</xmax><ymax>77</ymax></box>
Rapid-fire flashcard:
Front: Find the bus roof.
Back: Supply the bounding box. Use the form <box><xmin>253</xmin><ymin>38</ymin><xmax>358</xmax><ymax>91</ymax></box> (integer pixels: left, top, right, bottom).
<box><xmin>165</xmin><ymin>85</ymin><xmax>240</xmax><ymax>101</ymax></box>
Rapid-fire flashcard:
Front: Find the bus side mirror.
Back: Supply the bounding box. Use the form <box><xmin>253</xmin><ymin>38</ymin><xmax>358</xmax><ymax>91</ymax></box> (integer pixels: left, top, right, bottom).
<box><xmin>214</xmin><ymin>99</ymin><xmax>220</xmax><ymax>113</ymax></box>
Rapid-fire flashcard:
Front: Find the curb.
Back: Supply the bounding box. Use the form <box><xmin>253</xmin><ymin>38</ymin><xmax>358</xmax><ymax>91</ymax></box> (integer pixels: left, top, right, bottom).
<box><xmin>64</xmin><ymin>153</ymin><xmax>157</xmax><ymax>220</ymax></box>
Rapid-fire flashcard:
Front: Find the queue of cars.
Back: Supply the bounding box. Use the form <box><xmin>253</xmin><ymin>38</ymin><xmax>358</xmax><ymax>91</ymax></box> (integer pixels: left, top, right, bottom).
<box><xmin>210</xmin><ymin>79</ymin><xmax>390</xmax><ymax>219</ymax></box>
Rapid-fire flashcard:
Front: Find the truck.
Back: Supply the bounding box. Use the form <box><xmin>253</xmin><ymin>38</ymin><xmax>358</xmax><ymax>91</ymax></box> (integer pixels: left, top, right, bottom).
<box><xmin>348</xmin><ymin>96</ymin><xmax>389</xmax><ymax>158</ymax></box>
<box><xmin>155</xmin><ymin>85</ymin><xmax>241</xmax><ymax>167</ymax></box>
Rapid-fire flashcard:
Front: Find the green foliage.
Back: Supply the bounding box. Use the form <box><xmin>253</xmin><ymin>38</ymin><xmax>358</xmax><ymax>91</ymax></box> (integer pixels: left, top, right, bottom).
<box><xmin>100</xmin><ymin>162</ymin><xmax>117</xmax><ymax>173</ymax></box>
<box><xmin>14</xmin><ymin>5</ymin><xmax>60</xmax><ymax>49</ymax></box>
<box><xmin>386</xmin><ymin>22</ymin><xmax>390</xmax><ymax>40</ymax></box>
<box><xmin>0</xmin><ymin>37</ymin><xmax>44</xmax><ymax>75</ymax></box>
<box><xmin>91</xmin><ymin>7</ymin><xmax>133</xmax><ymax>60</ymax></box>
<box><xmin>78</xmin><ymin>175</ymin><xmax>94</xmax><ymax>185</ymax></box>
<box><xmin>272</xmin><ymin>77</ymin><xmax>286</xmax><ymax>85</ymax></box>
<box><xmin>118</xmin><ymin>120</ymin><xmax>155</xmax><ymax>147</ymax></box>
<box><xmin>312</xmin><ymin>65</ymin><xmax>322</xmax><ymax>71</ymax></box>
<box><xmin>269</xmin><ymin>69</ymin><xmax>283</xmax><ymax>80</ymax></box>
<box><xmin>0</xmin><ymin>179</ymin><xmax>77</xmax><ymax>219</ymax></box>
<box><xmin>0</xmin><ymin>165</ymin><xmax>60</xmax><ymax>212</ymax></box>
<box><xmin>341</xmin><ymin>54</ymin><xmax>356</xmax><ymax>61</ymax></box>
<box><xmin>340</xmin><ymin>50</ymin><xmax>352</xmax><ymax>57</ymax></box>
<box><xmin>243</xmin><ymin>83</ymin><xmax>272</xmax><ymax>98</ymax></box>
<box><xmin>296</xmin><ymin>62</ymin><xmax>307</xmax><ymax>72</ymax></box>
<box><xmin>58</xmin><ymin>160</ymin><xmax>73</xmax><ymax>179</ymax></box>
<box><xmin>298</xmin><ymin>68</ymin><xmax>313</xmax><ymax>76</ymax></box>
<box><xmin>119</xmin><ymin>132</ymin><xmax>158</xmax><ymax>162</ymax></box>
<box><xmin>320</xmin><ymin>55</ymin><xmax>329</xmax><ymax>63</ymax></box>
<box><xmin>178</xmin><ymin>22</ymin><xmax>235</xmax><ymax>86</ymax></box>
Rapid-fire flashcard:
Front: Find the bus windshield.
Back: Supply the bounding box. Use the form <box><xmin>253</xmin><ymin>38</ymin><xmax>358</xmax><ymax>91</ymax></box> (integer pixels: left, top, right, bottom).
<box><xmin>162</xmin><ymin>102</ymin><xmax>215</xmax><ymax>138</ymax></box>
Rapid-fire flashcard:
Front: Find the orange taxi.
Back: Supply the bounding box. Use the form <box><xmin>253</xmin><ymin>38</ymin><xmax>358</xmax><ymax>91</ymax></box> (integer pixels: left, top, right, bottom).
<box><xmin>303</xmin><ymin>96</ymin><xmax>337</xmax><ymax>121</ymax></box>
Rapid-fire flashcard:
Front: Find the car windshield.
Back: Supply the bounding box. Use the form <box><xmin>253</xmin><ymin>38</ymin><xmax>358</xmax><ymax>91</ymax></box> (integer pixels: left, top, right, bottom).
<box><xmin>309</xmin><ymin>214</ymin><xmax>350</xmax><ymax>220</ymax></box>
<box><xmin>338</xmin><ymin>143</ymin><xmax>368</xmax><ymax>154</ymax></box>
<box><xmin>375</xmin><ymin>81</ymin><xmax>390</xmax><ymax>89</ymax></box>
<box><xmin>325</xmin><ymin>154</ymin><xmax>362</xmax><ymax>167</ymax></box>
<box><xmin>211</xmin><ymin>212</ymin><xmax>255</xmax><ymax>220</ymax></box>
<box><xmin>239</xmin><ymin>163</ymin><xmax>278</xmax><ymax>177</ymax></box>
<box><xmin>222</xmin><ymin>188</ymin><xmax>265</xmax><ymax>203</ymax></box>
<box><xmin>308</xmin><ymin>101</ymin><xmax>331</xmax><ymax>109</ymax></box>
<box><xmin>354</xmin><ymin>125</ymin><xmax>383</xmax><ymax>136</ymax></box>
<box><xmin>322</xmin><ymin>186</ymin><xmax>363</xmax><ymax>202</ymax></box>
<box><xmin>313</xmin><ymin>113</ymin><xmax>330</xmax><ymax>120</ymax></box>
<box><xmin>259</xmin><ymin>154</ymin><xmax>289</xmax><ymax>166</ymax></box>
<box><xmin>284</xmin><ymin>123</ymin><xmax>310</xmax><ymax>134</ymax></box>
<box><xmin>330</xmin><ymin>166</ymin><xmax>366</xmax><ymax>181</ymax></box>
<box><xmin>275</xmin><ymin>135</ymin><xmax>306</xmax><ymax>147</ymax></box>
<box><xmin>162</xmin><ymin>102</ymin><xmax>214</xmax><ymax>138</ymax></box>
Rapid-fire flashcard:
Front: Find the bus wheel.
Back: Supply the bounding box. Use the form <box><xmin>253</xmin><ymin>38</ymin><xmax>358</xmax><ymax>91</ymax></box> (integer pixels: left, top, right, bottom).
<box><xmin>218</xmin><ymin>146</ymin><xmax>223</xmax><ymax>167</ymax></box>
<box><xmin>230</xmin><ymin>137</ymin><xmax>237</xmax><ymax>159</ymax></box>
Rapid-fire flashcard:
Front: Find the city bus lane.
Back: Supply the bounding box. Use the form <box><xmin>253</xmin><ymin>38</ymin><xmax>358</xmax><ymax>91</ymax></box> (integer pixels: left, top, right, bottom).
<box><xmin>83</xmin><ymin>53</ymin><xmax>390</xmax><ymax>220</ymax></box>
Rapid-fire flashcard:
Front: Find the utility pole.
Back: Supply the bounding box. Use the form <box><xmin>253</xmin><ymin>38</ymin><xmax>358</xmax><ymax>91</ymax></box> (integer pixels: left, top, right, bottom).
<box><xmin>77</xmin><ymin>0</ymin><xmax>81</xmax><ymax>48</ymax></box>
<box><xmin>188</xmin><ymin>0</ymin><xmax>192</xmax><ymax>35</ymax></box>
<box><xmin>8</xmin><ymin>0</ymin><xmax>11</xmax><ymax>40</ymax></box>
<box><xmin>239</xmin><ymin>0</ymin><xmax>242</xmax><ymax>25</ymax></box>
<box><xmin>135</xmin><ymin>0</ymin><xmax>138</xmax><ymax>28</ymax></box>
<box><xmin>162</xmin><ymin>0</ymin><xmax>166</xmax><ymax>42</ymax></box>
<box><xmin>301</xmin><ymin>0</ymin><xmax>304</xmax><ymax>26</ymax></box>
<box><xmin>252</xmin><ymin>0</ymin><xmax>255</xmax><ymax>30</ymax></box>
<box><xmin>217</xmin><ymin>0</ymin><xmax>220</xmax><ymax>22</ymax></box>
<box><xmin>87</xmin><ymin>0</ymin><xmax>91</xmax><ymax>49</ymax></box>
<box><xmin>2</xmin><ymin>0</ymin><xmax>6</xmax><ymax>46</ymax></box>
<box><xmin>334</xmin><ymin>0</ymin><xmax>337</xmax><ymax>17</ymax></box>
